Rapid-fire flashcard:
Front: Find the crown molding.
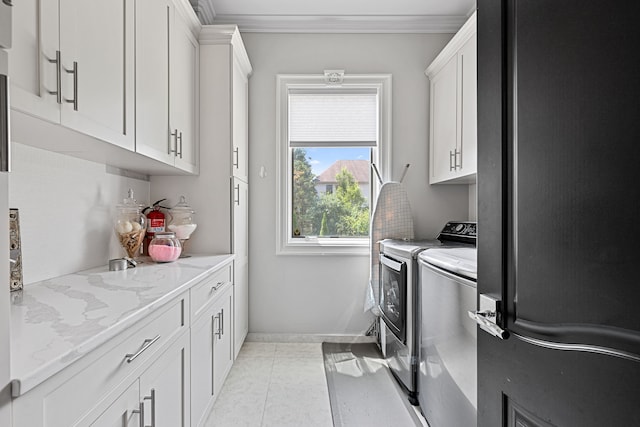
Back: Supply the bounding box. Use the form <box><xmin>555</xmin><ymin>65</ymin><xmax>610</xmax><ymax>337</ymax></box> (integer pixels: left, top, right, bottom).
<box><xmin>425</xmin><ymin>11</ymin><xmax>476</xmax><ymax>78</ymax></box>
<box><xmin>192</xmin><ymin>0</ymin><xmax>216</xmax><ymax>25</ymax></box>
<box><xmin>200</xmin><ymin>25</ymin><xmax>253</xmax><ymax>76</ymax></box>
<box><xmin>175</xmin><ymin>0</ymin><xmax>202</xmax><ymax>33</ymax></box>
<box><xmin>209</xmin><ymin>14</ymin><xmax>469</xmax><ymax>34</ymax></box>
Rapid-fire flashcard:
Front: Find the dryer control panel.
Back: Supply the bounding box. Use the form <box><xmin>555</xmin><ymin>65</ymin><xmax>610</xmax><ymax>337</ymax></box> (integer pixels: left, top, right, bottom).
<box><xmin>438</xmin><ymin>221</ymin><xmax>477</xmax><ymax>244</ymax></box>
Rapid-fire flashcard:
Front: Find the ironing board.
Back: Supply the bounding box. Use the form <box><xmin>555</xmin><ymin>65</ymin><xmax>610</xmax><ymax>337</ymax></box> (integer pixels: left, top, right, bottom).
<box><xmin>366</xmin><ymin>181</ymin><xmax>414</xmax><ymax>313</ymax></box>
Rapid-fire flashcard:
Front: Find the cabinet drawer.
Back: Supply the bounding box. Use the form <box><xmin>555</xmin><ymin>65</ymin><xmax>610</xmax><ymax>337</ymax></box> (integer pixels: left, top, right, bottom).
<box><xmin>13</xmin><ymin>293</ymin><xmax>188</xmax><ymax>427</ymax></box>
<box><xmin>190</xmin><ymin>263</ymin><xmax>233</xmax><ymax>320</ymax></box>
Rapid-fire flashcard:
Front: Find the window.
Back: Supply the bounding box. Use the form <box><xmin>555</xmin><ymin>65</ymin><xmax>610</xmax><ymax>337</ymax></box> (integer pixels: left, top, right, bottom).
<box><xmin>276</xmin><ymin>74</ymin><xmax>392</xmax><ymax>255</ymax></box>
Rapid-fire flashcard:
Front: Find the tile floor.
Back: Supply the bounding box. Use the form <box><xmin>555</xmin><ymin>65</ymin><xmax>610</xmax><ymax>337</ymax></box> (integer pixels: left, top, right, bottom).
<box><xmin>205</xmin><ymin>342</ymin><xmax>334</xmax><ymax>427</ymax></box>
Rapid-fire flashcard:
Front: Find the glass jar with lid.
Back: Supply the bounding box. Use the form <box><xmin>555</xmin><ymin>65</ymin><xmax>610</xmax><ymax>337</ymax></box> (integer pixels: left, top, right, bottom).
<box><xmin>148</xmin><ymin>231</ymin><xmax>182</xmax><ymax>262</ymax></box>
<box><xmin>114</xmin><ymin>189</ymin><xmax>146</xmax><ymax>260</ymax></box>
<box><xmin>167</xmin><ymin>196</ymin><xmax>197</xmax><ymax>240</ymax></box>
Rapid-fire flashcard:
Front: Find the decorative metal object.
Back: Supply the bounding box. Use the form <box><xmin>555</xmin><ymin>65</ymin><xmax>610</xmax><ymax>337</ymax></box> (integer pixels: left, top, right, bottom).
<box><xmin>9</xmin><ymin>208</ymin><xmax>23</xmax><ymax>291</ymax></box>
<box><xmin>324</xmin><ymin>69</ymin><xmax>345</xmax><ymax>85</ymax></box>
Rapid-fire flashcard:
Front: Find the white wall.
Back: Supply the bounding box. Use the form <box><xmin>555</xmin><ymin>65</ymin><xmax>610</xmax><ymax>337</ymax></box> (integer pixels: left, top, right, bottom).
<box><xmin>8</xmin><ymin>143</ymin><xmax>150</xmax><ymax>284</ymax></box>
<box><xmin>243</xmin><ymin>33</ymin><xmax>470</xmax><ymax>336</ymax></box>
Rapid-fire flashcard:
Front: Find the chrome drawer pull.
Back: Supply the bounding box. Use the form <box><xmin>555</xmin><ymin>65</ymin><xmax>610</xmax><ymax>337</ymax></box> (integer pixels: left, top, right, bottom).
<box><xmin>211</xmin><ymin>281</ymin><xmax>225</xmax><ymax>292</ymax></box>
<box><xmin>125</xmin><ymin>335</ymin><xmax>161</xmax><ymax>363</ymax></box>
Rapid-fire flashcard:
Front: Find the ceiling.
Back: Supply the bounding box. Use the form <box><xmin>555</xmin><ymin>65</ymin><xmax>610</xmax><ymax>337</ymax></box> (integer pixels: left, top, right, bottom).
<box><xmin>190</xmin><ymin>0</ymin><xmax>476</xmax><ymax>33</ymax></box>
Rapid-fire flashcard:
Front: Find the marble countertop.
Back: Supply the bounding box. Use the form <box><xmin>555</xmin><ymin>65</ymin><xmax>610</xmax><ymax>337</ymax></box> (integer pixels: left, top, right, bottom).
<box><xmin>10</xmin><ymin>254</ymin><xmax>234</xmax><ymax>397</ymax></box>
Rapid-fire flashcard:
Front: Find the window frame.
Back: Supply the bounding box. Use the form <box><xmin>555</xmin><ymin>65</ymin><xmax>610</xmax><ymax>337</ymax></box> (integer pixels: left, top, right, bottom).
<box><xmin>276</xmin><ymin>74</ymin><xmax>392</xmax><ymax>256</ymax></box>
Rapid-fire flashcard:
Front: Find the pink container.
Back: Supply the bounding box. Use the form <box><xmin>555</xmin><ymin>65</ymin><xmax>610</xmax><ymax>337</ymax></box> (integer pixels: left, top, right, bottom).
<box><xmin>148</xmin><ymin>232</ymin><xmax>182</xmax><ymax>262</ymax></box>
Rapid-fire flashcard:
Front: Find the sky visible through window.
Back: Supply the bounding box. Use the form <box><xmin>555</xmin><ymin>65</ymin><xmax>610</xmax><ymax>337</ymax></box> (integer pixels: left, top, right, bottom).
<box><xmin>304</xmin><ymin>147</ymin><xmax>370</xmax><ymax>175</ymax></box>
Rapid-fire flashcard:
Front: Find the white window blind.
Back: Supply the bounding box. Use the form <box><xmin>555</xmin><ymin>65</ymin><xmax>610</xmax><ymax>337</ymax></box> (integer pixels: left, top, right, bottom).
<box><xmin>288</xmin><ymin>91</ymin><xmax>378</xmax><ymax>147</ymax></box>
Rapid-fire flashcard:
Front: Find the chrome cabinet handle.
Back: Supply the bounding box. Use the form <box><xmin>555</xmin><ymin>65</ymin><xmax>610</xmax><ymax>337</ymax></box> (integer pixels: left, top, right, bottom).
<box><xmin>169</xmin><ymin>129</ymin><xmax>178</xmax><ymax>155</ymax></box>
<box><xmin>64</xmin><ymin>61</ymin><xmax>78</xmax><ymax>111</ymax></box>
<box><xmin>48</xmin><ymin>51</ymin><xmax>62</xmax><ymax>104</ymax></box>
<box><xmin>170</xmin><ymin>129</ymin><xmax>182</xmax><ymax>157</ymax></box>
<box><xmin>233</xmin><ymin>147</ymin><xmax>239</xmax><ymax>168</ymax></box>
<box><xmin>234</xmin><ymin>184</ymin><xmax>240</xmax><ymax>206</ymax></box>
<box><xmin>143</xmin><ymin>389</ymin><xmax>156</xmax><ymax>427</ymax></box>
<box><xmin>220</xmin><ymin>308</ymin><xmax>224</xmax><ymax>336</ymax></box>
<box><xmin>449</xmin><ymin>150</ymin><xmax>455</xmax><ymax>171</ymax></box>
<box><xmin>125</xmin><ymin>335</ymin><xmax>161</xmax><ymax>363</ymax></box>
<box><xmin>213</xmin><ymin>313</ymin><xmax>222</xmax><ymax>339</ymax></box>
<box><xmin>132</xmin><ymin>401</ymin><xmax>144</xmax><ymax>427</ymax></box>
<box><xmin>454</xmin><ymin>148</ymin><xmax>462</xmax><ymax>170</ymax></box>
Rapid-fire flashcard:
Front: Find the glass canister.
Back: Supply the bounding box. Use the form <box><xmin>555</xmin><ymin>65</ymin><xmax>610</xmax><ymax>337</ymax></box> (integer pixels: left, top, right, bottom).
<box><xmin>114</xmin><ymin>189</ymin><xmax>147</xmax><ymax>260</ymax></box>
<box><xmin>167</xmin><ymin>196</ymin><xmax>197</xmax><ymax>240</ymax></box>
<box><xmin>148</xmin><ymin>231</ymin><xmax>182</xmax><ymax>262</ymax></box>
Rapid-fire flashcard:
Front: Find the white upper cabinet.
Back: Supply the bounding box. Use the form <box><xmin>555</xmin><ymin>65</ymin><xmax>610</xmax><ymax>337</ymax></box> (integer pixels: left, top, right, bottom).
<box><xmin>9</xmin><ymin>0</ymin><xmax>199</xmax><ymax>175</ymax></box>
<box><xmin>59</xmin><ymin>0</ymin><xmax>135</xmax><ymax>150</ymax></box>
<box><xmin>10</xmin><ymin>0</ymin><xmax>135</xmax><ymax>150</ymax></box>
<box><xmin>426</xmin><ymin>12</ymin><xmax>477</xmax><ymax>184</ymax></box>
<box><xmin>232</xmin><ymin>61</ymin><xmax>249</xmax><ymax>182</ymax></box>
<box><xmin>171</xmin><ymin>8</ymin><xmax>199</xmax><ymax>173</ymax></box>
<box><xmin>136</xmin><ymin>0</ymin><xmax>199</xmax><ymax>174</ymax></box>
<box><xmin>9</xmin><ymin>0</ymin><xmax>61</xmax><ymax>123</ymax></box>
<box><xmin>135</xmin><ymin>0</ymin><xmax>173</xmax><ymax>166</ymax></box>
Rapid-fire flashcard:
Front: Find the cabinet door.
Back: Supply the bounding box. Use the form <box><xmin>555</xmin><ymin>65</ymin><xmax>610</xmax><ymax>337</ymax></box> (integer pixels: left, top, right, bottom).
<box><xmin>90</xmin><ymin>381</ymin><xmax>141</xmax><ymax>427</ymax></box>
<box><xmin>458</xmin><ymin>33</ymin><xmax>477</xmax><ymax>177</ymax></box>
<box><xmin>59</xmin><ymin>0</ymin><xmax>135</xmax><ymax>150</ymax></box>
<box><xmin>9</xmin><ymin>0</ymin><xmax>60</xmax><ymax>123</ymax></box>
<box><xmin>190</xmin><ymin>310</ymin><xmax>215</xmax><ymax>426</ymax></box>
<box><xmin>232</xmin><ymin>179</ymin><xmax>249</xmax><ymax>358</ymax></box>
<box><xmin>171</xmin><ymin>9</ymin><xmax>198</xmax><ymax>174</ymax></box>
<box><xmin>429</xmin><ymin>55</ymin><xmax>458</xmax><ymax>183</ymax></box>
<box><xmin>232</xmin><ymin>62</ymin><xmax>249</xmax><ymax>181</ymax></box>
<box><xmin>213</xmin><ymin>288</ymin><xmax>233</xmax><ymax>396</ymax></box>
<box><xmin>139</xmin><ymin>332</ymin><xmax>190</xmax><ymax>427</ymax></box>
<box><xmin>136</xmin><ymin>0</ymin><xmax>173</xmax><ymax>165</ymax></box>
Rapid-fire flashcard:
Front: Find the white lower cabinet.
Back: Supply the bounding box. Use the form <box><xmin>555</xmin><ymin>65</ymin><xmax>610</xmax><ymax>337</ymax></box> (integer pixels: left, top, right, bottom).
<box><xmin>90</xmin><ymin>381</ymin><xmax>141</xmax><ymax>427</ymax></box>
<box><xmin>191</xmin><ymin>282</ymin><xmax>234</xmax><ymax>426</ymax></box>
<box><xmin>139</xmin><ymin>331</ymin><xmax>191</xmax><ymax>427</ymax></box>
<box><xmin>90</xmin><ymin>332</ymin><xmax>190</xmax><ymax>427</ymax></box>
<box><xmin>10</xmin><ymin>258</ymin><xmax>239</xmax><ymax>427</ymax></box>
<box><xmin>233</xmin><ymin>179</ymin><xmax>249</xmax><ymax>358</ymax></box>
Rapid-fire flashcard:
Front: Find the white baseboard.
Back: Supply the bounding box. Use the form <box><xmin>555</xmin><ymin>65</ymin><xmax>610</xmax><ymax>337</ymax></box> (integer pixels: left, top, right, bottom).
<box><xmin>246</xmin><ymin>333</ymin><xmax>376</xmax><ymax>344</ymax></box>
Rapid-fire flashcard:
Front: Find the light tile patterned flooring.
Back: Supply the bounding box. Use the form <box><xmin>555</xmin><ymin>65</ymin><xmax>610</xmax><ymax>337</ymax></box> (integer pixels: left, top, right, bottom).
<box><xmin>204</xmin><ymin>342</ymin><xmax>334</xmax><ymax>427</ymax></box>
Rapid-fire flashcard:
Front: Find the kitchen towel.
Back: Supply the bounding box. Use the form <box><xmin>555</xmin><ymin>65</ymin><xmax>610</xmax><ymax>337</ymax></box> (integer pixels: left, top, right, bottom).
<box><xmin>366</xmin><ymin>181</ymin><xmax>414</xmax><ymax>313</ymax></box>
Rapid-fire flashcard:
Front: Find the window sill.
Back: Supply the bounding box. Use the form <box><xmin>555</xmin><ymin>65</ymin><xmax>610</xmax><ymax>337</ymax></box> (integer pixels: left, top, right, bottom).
<box><xmin>277</xmin><ymin>237</ymin><xmax>370</xmax><ymax>256</ymax></box>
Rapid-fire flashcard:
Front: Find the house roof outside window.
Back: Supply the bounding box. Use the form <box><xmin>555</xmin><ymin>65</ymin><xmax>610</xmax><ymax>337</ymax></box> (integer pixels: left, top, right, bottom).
<box><xmin>315</xmin><ymin>160</ymin><xmax>370</xmax><ymax>185</ymax></box>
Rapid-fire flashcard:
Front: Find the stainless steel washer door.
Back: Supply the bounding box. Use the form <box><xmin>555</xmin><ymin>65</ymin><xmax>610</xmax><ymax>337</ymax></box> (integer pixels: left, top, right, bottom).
<box><xmin>419</xmin><ymin>259</ymin><xmax>477</xmax><ymax>427</ymax></box>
